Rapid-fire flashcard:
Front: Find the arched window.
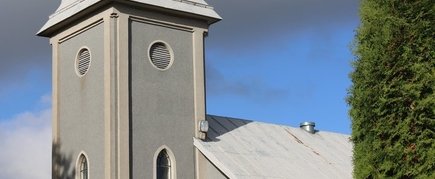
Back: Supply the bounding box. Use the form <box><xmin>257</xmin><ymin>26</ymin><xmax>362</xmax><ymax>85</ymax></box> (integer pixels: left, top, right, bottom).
<box><xmin>78</xmin><ymin>154</ymin><xmax>88</xmax><ymax>179</ymax></box>
<box><xmin>156</xmin><ymin>149</ymin><xmax>171</xmax><ymax>179</ymax></box>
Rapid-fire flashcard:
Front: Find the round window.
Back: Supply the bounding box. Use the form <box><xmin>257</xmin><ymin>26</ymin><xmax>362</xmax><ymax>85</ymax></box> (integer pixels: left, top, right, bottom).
<box><xmin>75</xmin><ymin>48</ymin><xmax>91</xmax><ymax>77</ymax></box>
<box><xmin>148</xmin><ymin>42</ymin><xmax>173</xmax><ymax>70</ymax></box>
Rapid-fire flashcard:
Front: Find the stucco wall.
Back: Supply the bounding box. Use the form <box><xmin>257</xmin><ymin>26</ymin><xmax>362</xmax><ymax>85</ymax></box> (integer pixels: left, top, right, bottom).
<box><xmin>58</xmin><ymin>23</ymin><xmax>105</xmax><ymax>179</ymax></box>
<box><xmin>130</xmin><ymin>19</ymin><xmax>196</xmax><ymax>179</ymax></box>
<box><xmin>198</xmin><ymin>152</ymin><xmax>228</xmax><ymax>179</ymax></box>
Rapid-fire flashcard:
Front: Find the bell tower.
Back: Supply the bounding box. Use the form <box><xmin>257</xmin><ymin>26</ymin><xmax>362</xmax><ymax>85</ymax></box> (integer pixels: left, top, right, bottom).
<box><xmin>38</xmin><ymin>1</ymin><xmax>220</xmax><ymax>178</ymax></box>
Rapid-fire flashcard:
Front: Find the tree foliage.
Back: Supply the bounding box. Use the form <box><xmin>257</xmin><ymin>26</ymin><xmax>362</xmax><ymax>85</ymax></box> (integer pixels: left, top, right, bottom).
<box><xmin>348</xmin><ymin>0</ymin><xmax>434</xmax><ymax>178</ymax></box>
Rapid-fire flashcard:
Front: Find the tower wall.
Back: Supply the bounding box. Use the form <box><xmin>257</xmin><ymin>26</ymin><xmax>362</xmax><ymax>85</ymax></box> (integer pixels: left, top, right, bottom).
<box><xmin>56</xmin><ymin>20</ymin><xmax>106</xmax><ymax>178</ymax></box>
<box><xmin>44</xmin><ymin>1</ymin><xmax>217</xmax><ymax>178</ymax></box>
<box><xmin>128</xmin><ymin>11</ymin><xmax>200</xmax><ymax>179</ymax></box>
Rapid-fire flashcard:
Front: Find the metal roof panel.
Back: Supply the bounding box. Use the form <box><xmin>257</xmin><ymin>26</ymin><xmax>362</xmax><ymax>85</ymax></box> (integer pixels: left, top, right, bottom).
<box><xmin>194</xmin><ymin>115</ymin><xmax>353</xmax><ymax>179</ymax></box>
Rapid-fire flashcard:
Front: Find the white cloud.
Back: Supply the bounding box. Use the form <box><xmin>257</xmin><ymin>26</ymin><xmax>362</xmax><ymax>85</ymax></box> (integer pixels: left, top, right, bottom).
<box><xmin>0</xmin><ymin>107</ymin><xmax>51</xmax><ymax>179</ymax></box>
<box><xmin>39</xmin><ymin>93</ymin><xmax>52</xmax><ymax>107</ymax></box>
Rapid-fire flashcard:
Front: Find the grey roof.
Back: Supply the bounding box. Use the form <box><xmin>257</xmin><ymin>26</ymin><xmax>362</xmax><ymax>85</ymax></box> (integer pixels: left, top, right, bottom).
<box><xmin>194</xmin><ymin>115</ymin><xmax>353</xmax><ymax>179</ymax></box>
<box><xmin>38</xmin><ymin>0</ymin><xmax>221</xmax><ymax>36</ymax></box>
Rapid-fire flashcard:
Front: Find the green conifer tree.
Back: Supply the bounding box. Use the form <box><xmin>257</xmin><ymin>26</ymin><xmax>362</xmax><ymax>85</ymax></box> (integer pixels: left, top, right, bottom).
<box><xmin>348</xmin><ymin>0</ymin><xmax>434</xmax><ymax>178</ymax></box>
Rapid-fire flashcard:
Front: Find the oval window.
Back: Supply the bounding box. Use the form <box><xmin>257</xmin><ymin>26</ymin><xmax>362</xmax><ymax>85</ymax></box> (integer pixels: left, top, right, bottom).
<box><xmin>75</xmin><ymin>48</ymin><xmax>91</xmax><ymax>77</ymax></box>
<box><xmin>149</xmin><ymin>42</ymin><xmax>173</xmax><ymax>70</ymax></box>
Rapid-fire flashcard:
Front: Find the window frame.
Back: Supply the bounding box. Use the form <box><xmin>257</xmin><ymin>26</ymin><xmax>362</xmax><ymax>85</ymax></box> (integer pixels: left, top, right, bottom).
<box><xmin>153</xmin><ymin>145</ymin><xmax>177</xmax><ymax>179</ymax></box>
<box><xmin>74</xmin><ymin>46</ymin><xmax>92</xmax><ymax>77</ymax></box>
<box><xmin>147</xmin><ymin>40</ymin><xmax>174</xmax><ymax>71</ymax></box>
<box><xmin>75</xmin><ymin>151</ymin><xmax>90</xmax><ymax>179</ymax></box>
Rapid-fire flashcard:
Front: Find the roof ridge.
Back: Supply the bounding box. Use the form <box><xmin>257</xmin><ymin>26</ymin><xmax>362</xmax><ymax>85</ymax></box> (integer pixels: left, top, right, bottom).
<box><xmin>206</xmin><ymin>114</ymin><xmax>351</xmax><ymax>136</ymax></box>
<box><xmin>49</xmin><ymin>0</ymin><xmax>84</xmax><ymax>19</ymax></box>
<box><xmin>173</xmin><ymin>0</ymin><xmax>213</xmax><ymax>9</ymax></box>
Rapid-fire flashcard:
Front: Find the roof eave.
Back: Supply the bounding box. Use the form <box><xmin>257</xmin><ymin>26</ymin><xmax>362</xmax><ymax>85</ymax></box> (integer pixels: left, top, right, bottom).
<box><xmin>37</xmin><ymin>0</ymin><xmax>222</xmax><ymax>37</ymax></box>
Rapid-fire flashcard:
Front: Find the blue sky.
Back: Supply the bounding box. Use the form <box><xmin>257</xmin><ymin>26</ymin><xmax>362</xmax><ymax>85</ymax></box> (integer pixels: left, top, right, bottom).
<box><xmin>206</xmin><ymin>0</ymin><xmax>359</xmax><ymax>134</ymax></box>
<box><xmin>0</xmin><ymin>1</ymin><xmax>359</xmax><ymax>177</ymax></box>
<box><xmin>206</xmin><ymin>27</ymin><xmax>356</xmax><ymax>133</ymax></box>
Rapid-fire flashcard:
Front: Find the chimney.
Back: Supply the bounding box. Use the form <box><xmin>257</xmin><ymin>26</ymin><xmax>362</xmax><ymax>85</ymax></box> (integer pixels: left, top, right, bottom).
<box><xmin>300</xmin><ymin>122</ymin><xmax>316</xmax><ymax>134</ymax></box>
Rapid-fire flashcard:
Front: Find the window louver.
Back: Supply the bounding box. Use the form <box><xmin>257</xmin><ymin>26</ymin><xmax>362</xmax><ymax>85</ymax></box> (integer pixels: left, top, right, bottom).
<box><xmin>150</xmin><ymin>43</ymin><xmax>171</xmax><ymax>70</ymax></box>
<box><xmin>77</xmin><ymin>49</ymin><xmax>91</xmax><ymax>76</ymax></box>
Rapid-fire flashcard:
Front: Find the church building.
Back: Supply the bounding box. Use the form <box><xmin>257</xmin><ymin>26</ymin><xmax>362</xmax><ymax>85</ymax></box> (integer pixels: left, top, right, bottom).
<box><xmin>38</xmin><ymin>0</ymin><xmax>352</xmax><ymax>178</ymax></box>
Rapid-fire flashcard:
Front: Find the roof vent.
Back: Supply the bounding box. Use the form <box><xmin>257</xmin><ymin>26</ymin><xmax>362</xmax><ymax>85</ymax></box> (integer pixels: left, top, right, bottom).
<box><xmin>75</xmin><ymin>48</ymin><xmax>91</xmax><ymax>77</ymax></box>
<box><xmin>149</xmin><ymin>41</ymin><xmax>173</xmax><ymax>70</ymax></box>
<box><xmin>300</xmin><ymin>122</ymin><xmax>316</xmax><ymax>134</ymax></box>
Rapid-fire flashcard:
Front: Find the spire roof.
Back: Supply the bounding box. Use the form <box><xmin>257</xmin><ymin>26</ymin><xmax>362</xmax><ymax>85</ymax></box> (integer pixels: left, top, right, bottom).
<box><xmin>38</xmin><ymin>0</ymin><xmax>221</xmax><ymax>36</ymax></box>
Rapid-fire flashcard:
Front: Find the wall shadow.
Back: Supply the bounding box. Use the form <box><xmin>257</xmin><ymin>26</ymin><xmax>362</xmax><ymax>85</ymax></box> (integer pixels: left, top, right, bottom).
<box><xmin>52</xmin><ymin>141</ymin><xmax>76</xmax><ymax>179</ymax></box>
<box><xmin>205</xmin><ymin>115</ymin><xmax>252</xmax><ymax>142</ymax></box>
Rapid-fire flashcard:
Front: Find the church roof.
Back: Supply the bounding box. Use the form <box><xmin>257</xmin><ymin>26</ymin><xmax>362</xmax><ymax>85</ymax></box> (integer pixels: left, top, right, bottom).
<box><xmin>194</xmin><ymin>115</ymin><xmax>353</xmax><ymax>179</ymax></box>
<box><xmin>38</xmin><ymin>0</ymin><xmax>221</xmax><ymax>36</ymax></box>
